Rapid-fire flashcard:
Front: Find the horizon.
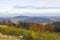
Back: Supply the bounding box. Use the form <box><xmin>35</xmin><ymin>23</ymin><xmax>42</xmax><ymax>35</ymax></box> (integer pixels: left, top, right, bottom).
<box><xmin>1</xmin><ymin>14</ymin><xmax>60</xmax><ymax>18</ymax></box>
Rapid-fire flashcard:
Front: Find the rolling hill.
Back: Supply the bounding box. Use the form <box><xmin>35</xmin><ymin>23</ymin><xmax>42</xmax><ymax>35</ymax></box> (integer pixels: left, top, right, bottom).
<box><xmin>0</xmin><ymin>16</ymin><xmax>60</xmax><ymax>24</ymax></box>
<box><xmin>9</xmin><ymin>16</ymin><xmax>54</xmax><ymax>24</ymax></box>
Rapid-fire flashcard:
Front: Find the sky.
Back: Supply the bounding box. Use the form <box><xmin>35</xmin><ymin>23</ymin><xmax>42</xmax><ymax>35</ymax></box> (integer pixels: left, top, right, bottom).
<box><xmin>0</xmin><ymin>0</ymin><xmax>60</xmax><ymax>17</ymax></box>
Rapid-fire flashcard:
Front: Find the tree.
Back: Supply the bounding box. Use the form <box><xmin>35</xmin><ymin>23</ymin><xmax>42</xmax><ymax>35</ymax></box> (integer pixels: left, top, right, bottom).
<box><xmin>7</xmin><ymin>19</ymin><xmax>12</xmax><ymax>27</ymax></box>
<box><xmin>29</xmin><ymin>23</ymin><xmax>38</xmax><ymax>32</ymax></box>
<box><xmin>3</xmin><ymin>21</ymin><xmax>6</xmax><ymax>25</ymax></box>
<box><xmin>38</xmin><ymin>24</ymin><xmax>45</xmax><ymax>32</ymax></box>
<box><xmin>45</xmin><ymin>23</ymin><xmax>55</xmax><ymax>32</ymax></box>
<box><xmin>19</xmin><ymin>21</ymin><xmax>30</xmax><ymax>29</ymax></box>
<box><xmin>52</xmin><ymin>22</ymin><xmax>60</xmax><ymax>32</ymax></box>
<box><xmin>16</xmin><ymin>22</ymin><xmax>21</xmax><ymax>28</ymax></box>
<box><xmin>0</xmin><ymin>21</ymin><xmax>3</xmax><ymax>25</ymax></box>
<box><xmin>0</xmin><ymin>21</ymin><xmax>6</xmax><ymax>25</ymax></box>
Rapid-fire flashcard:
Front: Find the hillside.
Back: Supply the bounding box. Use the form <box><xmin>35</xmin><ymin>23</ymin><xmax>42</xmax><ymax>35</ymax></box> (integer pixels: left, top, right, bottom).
<box><xmin>0</xmin><ymin>33</ymin><xmax>20</xmax><ymax>40</ymax></box>
<box><xmin>0</xmin><ymin>26</ymin><xmax>60</xmax><ymax>40</ymax></box>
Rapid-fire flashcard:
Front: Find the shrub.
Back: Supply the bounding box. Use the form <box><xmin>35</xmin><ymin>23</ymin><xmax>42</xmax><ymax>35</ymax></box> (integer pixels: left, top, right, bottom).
<box><xmin>0</xmin><ymin>27</ymin><xmax>60</xmax><ymax>40</ymax></box>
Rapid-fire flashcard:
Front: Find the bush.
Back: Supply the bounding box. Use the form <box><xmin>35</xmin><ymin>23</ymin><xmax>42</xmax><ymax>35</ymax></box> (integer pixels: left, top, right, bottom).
<box><xmin>0</xmin><ymin>27</ymin><xmax>60</xmax><ymax>40</ymax></box>
<box><xmin>0</xmin><ymin>27</ymin><xmax>26</xmax><ymax>36</ymax></box>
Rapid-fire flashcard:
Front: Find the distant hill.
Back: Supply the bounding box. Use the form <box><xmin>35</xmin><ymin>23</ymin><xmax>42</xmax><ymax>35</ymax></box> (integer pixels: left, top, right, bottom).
<box><xmin>9</xmin><ymin>16</ymin><xmax>54</xmax><ymax>24</ymax></box>
<box><xmin>12</xmin><ymin>16</ymin><xmax>30</xmax><ymax>21</ymax></box>
<box><xmin>23</xmin><ymin>17</ymin><xmax>53</xmax><ymax>23</ymax></box>
<box><xmin>0</xmin><ymin>16</ymin><xmax>60</xmax><ymax>24</ymax></box>
<box><xmin>45</xmin><ymin>17</ymin><xmax>60</xmax><ymax>21</ymax></box>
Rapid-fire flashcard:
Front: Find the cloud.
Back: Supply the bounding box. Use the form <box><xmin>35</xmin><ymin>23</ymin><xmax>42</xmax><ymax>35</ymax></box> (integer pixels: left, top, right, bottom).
<box><xmin>14</xmin><ymin>6</ymin><xmax>60</xmax><ymax>9</ymax></box>
<box><xmin>0</xmin><ymin>0</ymin><xmax>60</xmax><ymax>16</ymax></box>
<box><xmin>12</xmin><ymin>0</ymin><xmax>60</xmax><ymax>9</ymax></box>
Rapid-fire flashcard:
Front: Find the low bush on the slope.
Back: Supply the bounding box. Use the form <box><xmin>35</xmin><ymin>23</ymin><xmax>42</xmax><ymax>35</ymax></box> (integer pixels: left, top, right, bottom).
<box><xmin>0</xmin><ymin>27</ymin><xmax>25</xmax><ymax>36</ymax></box>
<box><xmin>0</xmin><ymin>27</ymin><xmax>60</xmax><ymax>40</ymax></box>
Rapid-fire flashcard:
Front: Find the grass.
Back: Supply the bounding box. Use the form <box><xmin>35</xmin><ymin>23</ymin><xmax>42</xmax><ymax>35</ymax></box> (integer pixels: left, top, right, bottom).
<box><xmin>0</xmin><ymin>33</ymin><xmax>20</xmax><ymax>40</ymax></box>
<box><xmin>0</xmin><ymin>25</ymin><xmax>60</xmax><ymax>40</ymax></box>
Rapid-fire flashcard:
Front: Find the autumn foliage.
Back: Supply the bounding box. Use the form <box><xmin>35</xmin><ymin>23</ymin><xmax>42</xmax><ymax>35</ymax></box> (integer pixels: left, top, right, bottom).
<box><xmin>29</xmin><ymin>23</ymin><xmax>38</xmax><ymax>32</ymax></box>
<box><xmin>45</xmin><ymin>24</ymin><xmax>55</xmax><ymax>32</ymax></box>
<box><xmin>38</xmin><ymin>24</ymin><xmax>45</xmax><ymax>32</ymax></box>
<box><xmin>29</xmin><ymin>22</ymin><xmax>55</xmax><ymax>32</ymax></box>
<box><xmin>0</xmin><ymin>19</ymin><xmax>55</xmax><ymax>32</ymax></box>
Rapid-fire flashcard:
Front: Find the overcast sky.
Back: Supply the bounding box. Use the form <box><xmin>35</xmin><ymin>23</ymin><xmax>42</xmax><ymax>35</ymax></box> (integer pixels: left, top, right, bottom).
<box><xmin>0</xmin><ymin>0</ymin><xmax>60</xmax><ymax>17</ymax></box>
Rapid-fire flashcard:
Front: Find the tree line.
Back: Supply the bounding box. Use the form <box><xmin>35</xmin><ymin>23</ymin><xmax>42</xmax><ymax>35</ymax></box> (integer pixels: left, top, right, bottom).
<box><xmin>0</xmin><ymin>19</ymin><xmax>60</xmax><ymax>32</ymax></box>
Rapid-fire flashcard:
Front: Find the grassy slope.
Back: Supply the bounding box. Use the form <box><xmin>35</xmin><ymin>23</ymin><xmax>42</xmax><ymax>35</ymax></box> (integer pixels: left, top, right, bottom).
<box><xmin>0</xmin><ymin>25</ymin><xmax>60</xmax><ymax>40</ymax></box>
<box><xmin>0</xmin><ymin>33</ymin><xmax>20</xmax><ymax>40</ymax></box>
